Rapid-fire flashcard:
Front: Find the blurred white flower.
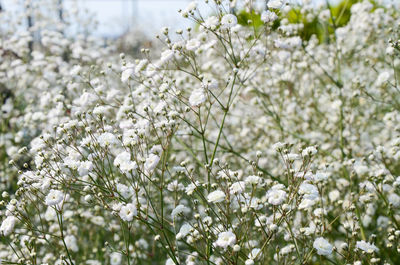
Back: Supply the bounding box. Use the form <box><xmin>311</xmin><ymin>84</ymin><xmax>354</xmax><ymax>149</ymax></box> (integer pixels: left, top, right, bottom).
<box><xmin>189</xmin><ymin>88</ymin><xmax>206</xmax><ymax>107</ymax></box>
<box><xmin>207</xmin><ymin>190</ymin><xmax>225</xmax><ymax>203</ymax></box>
<box><xmin>215</xmin><ymin>231</ymin><xmax>236</xmax><ymax>249</ymax></box>
<box><xmin>119</xmin><ymin>203</ymin><xmax>137</xmax><ymax>222</ymax></box>
<box><xmin>221</xmin><ymin>14</ymin><xmax>237</xmax><ymax>29</ymax></box>
<box><xmin>313</xmin><ymin>237</ymin><xmax>333</xmax><ymax>256</ymax></box>
<box><xmin>45</xmin><ymin>189</ymin><xmax>64</xmax><ymax>206</ymax></box>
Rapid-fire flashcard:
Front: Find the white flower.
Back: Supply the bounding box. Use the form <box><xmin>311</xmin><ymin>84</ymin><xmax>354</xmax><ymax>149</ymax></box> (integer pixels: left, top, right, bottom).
<box><xmin>215</xmin><ymin>231</ymin><xmax>236</xmax><ymax>249</ymax></box>
<box><xmin>204</xmin><ymin>16</ymin><xmax>219</xmax><ymax>30</ymax></box>
<box><xmin>261</xmin><ymin>10</ymin><xmax>278</xmax><ymax>23</ymax></box>
<box><xmin>65</xmin><ymin>235</ymin><xmax>79</xmax><ymax>252</ymax></box>
<box><xmin>189</xmin><ymin>88</ymin><xmax>206</xmax><ymax>107</ymax></box>
<box><xmin>356</xmin><ymin>240</ymin><xmax>379</xmax><ymax>253</ymax></box>
<box><xmin>186</xmin><ymin>38</ymin><xmax>201</xmax><ymax>51</ymax></box>
<box><xmin>268</xmin><ymin>0</ymin><xmax>284</xmax><ymax>9</ymax></box>
<box><xmin>272</xmin><ymin>142</ymin><xmax>285</xmax><ymax>151</ymax></box>
<box><xmin>221</xmin><ymin>14</ymin><xmax>237</xmax><ymax>29</ymax></box>
<box><xmin>266</xmin><ymin>189</ymin><xmax>287</xmax><ymax>205</ymax></box>
<box><xmin>0</xmin><ymin>216</ymin><xmax>17</xmax><ymax>236</ymax></box>
<box><xmin>388</xmin><ymin>193</ymin><xmax>400</xmax><ymax>207</ymax></box>
<box><xmin>121</xmin><ymin>63</ymin><xmax>135</xmax><ymax>83</ymax></box>
<box><xmin>207</xmin><ymin>190</ymin><xmax>225</xmax><ymax>203</ymax></box>
<box><xmin>302</xmin><ymin>146</ymin><xmax>317</xmax><ymax>157</ymax></box>
<box><xmin>70</xmin><ymin>65</ymin><xmax>81</xmax><ymax>76</ymax></box>
<box><xmin>110</xmin><ymin>252</ymin><xmax>122</xmax><ymax>265</ymax></box>
<box><xmin>171</xmin><ymin>204</ymin><xmax>188</xmax><ymax>219</ymax></box>
<box><xmin>160</xmin><ymin>49</ymin><xmax>175</xmax><ymax>63</ymax></box>
<box><xmin>299</xmin><ymin>183</ymin><xmax>319</xmax><ymax>200</ymax></box>
<box><xmin>116</xmin><ymin>183</ymin><xmax>134</xmax><ymax>199</ymax></box>
<box><xmin>313</xmin><ymin>171</ymin><xmax>329</xmax><ymax>182</ymax></box>
<box><xmin>182</xmin><ymin>1</ymin><xmax>197</xmax><ymax>15</ymax></box>
<box><xmin>230</xmin><ymin>181</ymin><xmax>246</xmax><ymax>195</ymax></box>
<box><xmin>119</xmin><ymin>203</ymin><xmax>137</xmax><ymax>222</ymax></box>
<box><xmin>45</xmin><ymin>189</ymin><xmax>64</xmax><ymax>206</ymax></box>
<box><xmin>249</xmin><ymin>248</ymin><xmax>261</xmax><ymax>259</ymax></box>
<box><xmin>313</xmin><ymin>237</ymin><xmax>333</xmax><ymax>256</ymax></box>
<box><xmin>245</xmin><ymin>175</ymin><xmax>261</xmax><ymax>185</ymax></box>
<box><xmin>144</xmin><ymin>153</ymin><xmax>160</xmax><ymax>173</ymax></box>
<box><xmin>78</xmin><ymin>161</ymin><xmax>93</xmax><ymax>176</ymax></box>
<box><xmin>176</xmin><ymin>223</ymin><xmax>192</xmax><ymax>239</ymax></box>
<box><xmin>298</xmin><ymin>198</ymin><xmax>317</xmax><ymax>210</ymax></box>
<box><xmin>245</xmin><ymin>259</ymin><xmax>254</xmax><ymax>265</ymax></box>
<box><xmin>185</xmin><ymin>182</ymin><xmax>198</xmax><ymax>195</ymax></box>
<box><xmin>97</xmin><ymin>132</ymin><xmax>118</xmax><ymax>147</ymax></box>
<box><xmin>376</xmin><ymin>71</ymin><xmax>390</xmax><ymax>86</ymax></box>
<box><xmin>114</xmin><ymin>151</ymin><xmax>137</xmax><ymax>173</ymax></box>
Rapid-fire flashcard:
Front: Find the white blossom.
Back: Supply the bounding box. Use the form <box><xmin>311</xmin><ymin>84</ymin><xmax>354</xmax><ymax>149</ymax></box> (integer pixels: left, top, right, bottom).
<box><xmin>313</xmin><ymin>237</ymin><xmax>333</xmax><ymax>256</ymax></box>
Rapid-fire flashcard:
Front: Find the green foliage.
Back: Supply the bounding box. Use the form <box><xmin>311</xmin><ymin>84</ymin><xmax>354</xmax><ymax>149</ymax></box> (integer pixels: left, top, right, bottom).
<box><xmin>236</xmin><ymin>10</ymin><xmax>264</xmax><ymax>28</ymax></box>
<box><xmin>237</xmin><ymin>0</ymin><xmax>379</xmax><ymax>43</ymax></box>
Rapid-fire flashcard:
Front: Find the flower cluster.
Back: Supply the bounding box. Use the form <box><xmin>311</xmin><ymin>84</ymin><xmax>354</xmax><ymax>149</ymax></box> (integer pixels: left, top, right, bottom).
<box><xmin>0</xmin><ymin>0</ymin><xmax>400</xmax><ymax>264</ymax></box>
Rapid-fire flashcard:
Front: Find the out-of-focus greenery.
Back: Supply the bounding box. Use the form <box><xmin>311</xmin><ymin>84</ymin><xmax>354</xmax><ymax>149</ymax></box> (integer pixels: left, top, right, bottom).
<box><xmin>237</xmin><ymin>0</ymin><xmax>378</xmax><ymax>43</ymax></box>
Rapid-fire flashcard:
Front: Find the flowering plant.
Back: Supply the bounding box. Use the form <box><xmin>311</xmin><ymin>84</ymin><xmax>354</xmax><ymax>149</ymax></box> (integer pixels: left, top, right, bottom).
<box><xmin>1</xmin><ymin>0</ymin><xmax>400</xmax><ymax>264</ymax></box>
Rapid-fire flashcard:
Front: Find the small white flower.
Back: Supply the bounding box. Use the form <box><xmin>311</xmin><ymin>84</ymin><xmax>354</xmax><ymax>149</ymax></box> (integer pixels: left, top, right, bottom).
<box><xmin>176</xmin><ymin>223</ymin><xmax>192</xmax><ymax>239</ymax></box>
<box><xmin>189</xmin><ymin>88</ymin><xmax>206</xmax><ymax>107</ymax></box>
<box><xmin>302</xmin><ymin>146</ymin><xmax>317</xmax><ymax>157</ymax></box>
<box><xmin>121</xmin><ymin>63</ymin><xmax>135</xmax><ymax>83</ymax></box>
<box><xmin>245</xmin><ymin>259</ymin><xmax>254</xmax><ymax>265</ymax></box>
<box><xmin>268</xmin><ymin>0</ymin><xmax>284</xmax><ymax>9</ymax></box>
<box><xmin>356</xmin><ymin>240</ymin><xmax>379</xmax><ymax>253</ymax></box>
<box><xmin>78</xmin><ymin>161</ymin><xmax>93</xmax><ymax>176</ymax></box>
<box><xmin>299</xmin><ymin>183</ymin><xmax>319</xmax><ymax>200</ymax></box>
<box><xmin>313</xmin><ymin>237</ymin><xmax>333</xmax><ymax>256</ymax></box>
<box><xmin>376</xmin><ymin>71</ymin><xmax>390</xmax><ymax>86</ymax></box>
<box><xmin>266</xmin><ymin>189</ymin><xmax>287</xmax><ymax>205</ymax></box>
<box><xmin>171</xmin><ymin>204</ymin><xmax>188</xmax><ymax>219</ymax></box>
<box><xmin>65</xmin><ymin>235</ymin><xmax>79</xmax><ymax>252</ymax></box>
<box><xmin>144</xmin><ymin>153</ymin><xmax>160</xmax><ymax>173</ymax></box>
<box><xmin>261</xmin><ymin>10</ymin><xmax>278</xmax><ymax>23</ymax></box>
<box><xmin>388</xmin><ymin>193</ymin><xmax>400</xmax><ymax>207</ymax></box>
<box><xmin>245</xmin><ymin>175</ymin><xmax>261</xmax><ymax>185</ymax></box>
<box><xmin>249</xmin><ymin>248</ymin><xmax>261</xmax><ymax>259</ymax></box>
<box><xmin>110</xmin><ymin>252</ymin><xmax>122</xmax><ymax>265</ymax></box>
<box><xmin>221</xmin><ymin>14</ymin><xmax>237</xmax><ymax>29</ymax></box>
<box><xmin>207</xmin><ymin>190</ymin><xmax>225</xmax><ymax>203</ymax></box>
<box><xmin>160</xmin><ymin>49</ymin><xmax>175</xmax><ymax>63</ymax></box>
<box><xmin>215</xmin><ymin>231</ymin><xmax>236</xmax><ymax>249</ymax></box>
<box><xmin>114</xmin><ymin>151</ymin><xmax>137</xmax><ymax>173</ymax></box>
<box><xmin>186</xmin><ymin>38</ymin><xmax>201</xmax><ymax>51</ymax></box>
<box><xmin>230</xmin><ymin>181</ymin><xmax>246</xmax><ymax>195</ymax></box>
<box><xmin>183</xmin><ymin>1</ymin><xmax>197</xmax><ymax>15</ymax></box>
<box><xmin>45</xmin><ymin>189</ymin><xmax>64</xmax><ymax>206</ymax></box>
<box><xmin>119</xmin><ymin>203</ymin><xmax>137</xmax><ymax>222</ymax></box>
<box><xmin>97</xmin><ymin>132</ymin><xmax>118</xmax><ymax>147</ymax></box>
<box><xmin>0</xmin><ymin>216</ymin><xmax>17</xmax><ymax>236</ymax></box>
<box><xmin>204</xmin><ymin>16</ymin><xmax>219</xmax><ymax>30</ymax></box>
<box><xmin>298</xmin><ymin>198</ymin><xmax>317</xmax><ymax>210</ymax></box>
<box><xmin>313</xmin><ymin>171</ymin><xmax>329</xmax><ymax>182</ymax></box>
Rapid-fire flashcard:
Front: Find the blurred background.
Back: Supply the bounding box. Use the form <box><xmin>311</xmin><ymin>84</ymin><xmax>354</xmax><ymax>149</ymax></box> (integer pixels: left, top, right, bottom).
<box><xmin>0</xmin><ymin>0</ymin><xmax>394</xmax><ymax>56</ymax></box>
<box><xmin>0</xmin><ymin>0</ymin><xmax>269</xmax><ymax>37</ymax></box>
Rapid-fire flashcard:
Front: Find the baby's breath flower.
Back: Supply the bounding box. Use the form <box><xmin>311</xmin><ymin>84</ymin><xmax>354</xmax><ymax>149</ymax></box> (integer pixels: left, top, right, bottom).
<box><xmin>119</xmin><ymin>203</ymin><xmax>137</xmax><ymax>222</ymax></box>
<box><xmin>356</xmin><ymin>240</ymin><xmax>379</xmax><ymax>253</ymax></box>
<box><xmin>215</xmin><ymin>231</ymin><xmax>236</xmax><ymax>249</ymax></box>
<box><xmin>313</xmin><ymin>237</ymin><xmax>333</xmax><ymax>256</ymax></box>
<box><xmin>45</xmin><ymin>189</ymin><xmax>64</xmax><ymax>206</ymax></box>
<box><xmin>207</xmin><ymin>190</ymin><xmax>225</xmax><ymax>203</ymax></box>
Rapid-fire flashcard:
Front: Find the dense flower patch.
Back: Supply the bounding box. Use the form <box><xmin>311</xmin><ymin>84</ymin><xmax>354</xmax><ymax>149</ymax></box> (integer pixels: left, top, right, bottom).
<box><xmin>1</xmin><ymin>0</ymin><xmax>400</xmax><ymax>264</ymax></box>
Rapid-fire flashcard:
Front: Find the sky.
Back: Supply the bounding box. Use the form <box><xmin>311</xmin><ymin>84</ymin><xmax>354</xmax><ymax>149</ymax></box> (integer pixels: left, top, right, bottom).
<box><xmin>65</xmin><ymin>0</ymin><xmax>215</xmax><ymax>38</ymax></box>
<box><xmin>0</xmin><ymin>0</ymin><xmax>346</xmax><ymax>38</ymax></box>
